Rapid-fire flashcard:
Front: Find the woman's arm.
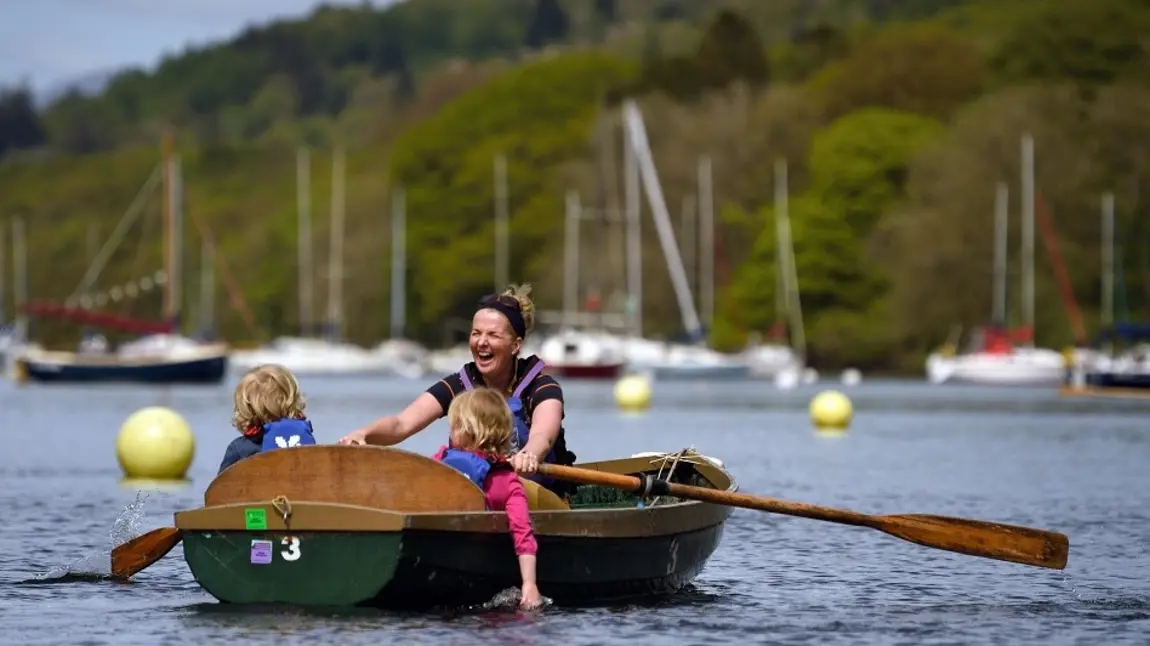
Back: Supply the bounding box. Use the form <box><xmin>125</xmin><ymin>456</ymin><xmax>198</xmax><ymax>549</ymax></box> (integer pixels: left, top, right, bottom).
<box><xmin>518</xmin><ymin>398</ymin><xmax>562</xmax><ymax>466</ymax></box>
<box><xmin>339</xmin><ymin>392</ymin><xmax>443</xmax><ymax>446</ymax></box>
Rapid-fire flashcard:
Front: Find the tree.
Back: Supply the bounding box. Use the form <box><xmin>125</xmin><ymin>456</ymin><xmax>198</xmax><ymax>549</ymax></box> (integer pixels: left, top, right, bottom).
<box><xmin>655</xmin><ymin>0</ymin><xmax>683</xmax><ymax>22</ymax></box>
<box><xmin>807</xmin><ymin>107</ymin><xmax>945</xmax><ymax>234</ymax></box>
<box><xmin>593</xmin><ymin>0</ymin><xmax>617</xmax><ymax>24</ymax></box>
<box><xmin>991</xmin><ymin>0</ymin><xmax>1150</xmax><ymax>90</ymax></box>
<box><xmin>524</xmin><ymin>0</ymin><xmax>570</xmax><ymax>49</ymax></box>
<box><xmin>0</xmin><ymin>85</ymin><xmax>46</xmax><ymax>155</ymax></box>
<box><xmin>695</xmin><ymin>9</ymin><xmax>769</xmax><ymax>92</ymax></box>
<box><xmin>808</xmin><ymin>22</ymin><xmax>985</xmax><ymax>120</ymax></box>
<box><xmin>388</xmin><ymin>52</ymin><xmax>634</xmax><ymax>333</ymax></box>
<box><xmin>772</xmin><ymin>24</ymin><xmax>849</xmax><ymax>83</ymax></box>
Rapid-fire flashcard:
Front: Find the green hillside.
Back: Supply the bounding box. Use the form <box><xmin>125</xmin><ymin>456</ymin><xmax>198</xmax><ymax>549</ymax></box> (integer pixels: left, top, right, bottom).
<box><xmin>1</xmin><ymin>0</ymin><xmax>1148</xmax><ymax>372</ymax></box>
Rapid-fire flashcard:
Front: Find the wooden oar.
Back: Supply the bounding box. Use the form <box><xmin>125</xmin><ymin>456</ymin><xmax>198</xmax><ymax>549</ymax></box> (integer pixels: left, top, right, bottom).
<box><xmin>110</xmin><ymin>527</ymin><xmax>182</xmax><ymax>580</ymax></box>
<box><xmin>538</xmin><ymin>463</ymin><xmax>1069</xmax><ymax>570</ymax></box>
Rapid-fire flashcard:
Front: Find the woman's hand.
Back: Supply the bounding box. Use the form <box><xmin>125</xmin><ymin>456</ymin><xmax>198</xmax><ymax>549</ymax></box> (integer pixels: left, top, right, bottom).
<box><xmin>510</xmin><ymin>450</ymin><xmax>540</xmax><ymax>473</ymax></box>
<box><xmin>338</xmin><ymin>429</ymin><xmax>369</xmax><ymax>445</ymax></box>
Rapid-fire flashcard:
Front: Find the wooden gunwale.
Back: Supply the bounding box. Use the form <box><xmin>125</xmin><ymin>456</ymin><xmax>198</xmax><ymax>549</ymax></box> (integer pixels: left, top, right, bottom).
<box><xmin>175</xmin><ymin>449</ymin><xmax>737</xmax><ymax>539</ymax></box>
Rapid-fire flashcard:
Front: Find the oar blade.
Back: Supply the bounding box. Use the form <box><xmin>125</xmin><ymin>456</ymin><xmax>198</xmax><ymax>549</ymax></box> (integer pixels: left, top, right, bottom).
<box><xmin>110</xmin><ymin>527</ymin><xmax>183</xmax><ymax>580</ymax></box>
<box><xmin>875</xmin><ymin>514</ymin><xmax>1069</xmax><ymax>570</ymax></box>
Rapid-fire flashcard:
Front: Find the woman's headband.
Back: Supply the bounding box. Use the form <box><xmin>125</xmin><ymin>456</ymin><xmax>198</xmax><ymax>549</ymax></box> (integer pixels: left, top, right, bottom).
<box><xmin>477</xmin><ymin>294</ymin><xmax>526</xmax><ymax>339</ymax></box>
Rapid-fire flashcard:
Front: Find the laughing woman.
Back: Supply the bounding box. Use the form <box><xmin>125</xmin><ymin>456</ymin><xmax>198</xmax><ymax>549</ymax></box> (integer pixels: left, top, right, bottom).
<box><xmin>338</xmin><ymin>284</ymin><xmax>578</xmax><ymax>497</ymax></box>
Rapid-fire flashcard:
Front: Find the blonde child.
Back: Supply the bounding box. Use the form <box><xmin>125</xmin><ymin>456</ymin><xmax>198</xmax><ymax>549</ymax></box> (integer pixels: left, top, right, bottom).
<box><xmin>218</xmin><ymin>364</ymin><xmax>316</xmax><ymax>474</ymax></box>
<box><xmin>433</xmin><ymin>387</ymin><xmax>542</xmax><ymax>609</ymax></box>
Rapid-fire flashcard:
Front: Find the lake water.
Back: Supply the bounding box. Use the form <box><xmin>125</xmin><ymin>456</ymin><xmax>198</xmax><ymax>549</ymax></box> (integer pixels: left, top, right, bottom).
<box><xmin>0</xmin><ymin>374</ymin><xmax>1147</xmax><ymax>645</ymax></box>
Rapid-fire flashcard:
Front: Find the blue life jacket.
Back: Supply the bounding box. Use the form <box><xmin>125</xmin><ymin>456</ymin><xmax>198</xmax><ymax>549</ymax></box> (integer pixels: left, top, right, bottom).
<box><xmin>458</xmin><ymin>359</ymin><xmax>563</xmax><ymax>490</ymax></box>
<box><xmin>439</xmin><ymin>448</ymin><xmax>495</xmax><ymax>489</ymax></box>
<box><xmin>259</xmin><ymin>418</ymin><xmax>317</xmax><ymax>453</ymax></box>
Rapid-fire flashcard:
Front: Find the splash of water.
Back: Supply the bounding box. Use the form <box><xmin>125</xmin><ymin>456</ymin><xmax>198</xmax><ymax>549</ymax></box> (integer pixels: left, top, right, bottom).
<box><xmin>108</xmin><ymin>491</ymin><xmax>151</xmax><ymax>548</ymax></box>
<box><xmin>478</xmin><ymin>586</ymin><xmax>554</xmax><ymax>611</ymax></box>
<box><xmin>25</xmin><ymin>492</ymin><xmax>151</xmax><ymax>583</ymax></box>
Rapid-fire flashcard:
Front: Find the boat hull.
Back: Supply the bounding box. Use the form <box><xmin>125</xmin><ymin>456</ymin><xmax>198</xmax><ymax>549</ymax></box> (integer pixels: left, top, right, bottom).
<box><xmin>183</xmin><ymin>520</ymin><xmax>724</xmax><ymax>609</ymax></box>
<box><xmin>174</xmin><ymin>446</ymin><xmax>734</xmax><ymax>609</ymax></box>
<box><xmin>926</xmin><ymin>350</ymin><xmax>1065</xmax><ymax>386</ymax></box>
<box><xmin>17</xmin><ymin>353</ymin><xmax>228</xmax><ymax>384</ymax></box>
<box><xmin>652</xmin><ymin>363</ymin><xmax>749</xmax><ymax>381</ymax></box>
<box><xmin>1084</xmin><ymin>371</ymin><xmax>1150</xmax><ymax>389</ymax></box>
<box><xmin>546</xmin><ymin>362</ymin><xmax>626</xmax><ymax>380</ymax></box>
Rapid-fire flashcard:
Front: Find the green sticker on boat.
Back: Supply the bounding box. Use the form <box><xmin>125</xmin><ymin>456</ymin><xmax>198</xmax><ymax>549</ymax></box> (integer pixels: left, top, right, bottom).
<box><xmin>245</xmin><ymin>508</ymin><xmax>267</xmax><ymax>530</ymax></box>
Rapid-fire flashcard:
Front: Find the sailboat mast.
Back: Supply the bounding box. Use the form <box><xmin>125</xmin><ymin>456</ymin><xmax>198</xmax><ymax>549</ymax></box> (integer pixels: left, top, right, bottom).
<box><xmin>775</xmin><ymin>158</ymin><xmax>805</xmax><ymax>361</ymax></box>
<box><xmin>563</xmin><ymin>191</ymin><xmax>581</xmax><ymax>327</ymax></box>
<box><xmin>697</xmin><ymin>156</ymin><xmax>714</xmax><ymax>332</ymax></box>
<box><xmin>1101</xmin><ymin>192</ymin><xmax>1115</xmax><ymax>328</ymax></box>
<box><xmin>993</xmin><ymin>182</ymin><xmax>1009</xmax><ymax>326</ymax></box>
<box><xmin>390</xmin><ymin>186</ymin><xmax>406</xmax><ymax>340</ymax></box>
<box><xmin>624</xmin><ymin>121</ymin><xmax>642</xmax><ymax>337</ymax></box>
<box><xmin>327</xmin><ymin>147</ymin><xmax>345</xmax><ymax>342</ymax></box>
<box><xmin>297</xmin><ymin>147</ymin><xmax>313</xmax><ymax>337</ymax></box>
<box><xmin>13</xmin><ymin>218</ymin><xmax>26</xmax><ymax>341</ymax></box>
<box><xmin>162</xmin><ymin>132</ymin><xmax>173</xmax><ymax>322</ymax></box>
<box><xmin>162</xmin><ymin>132</ymin><xmax>183</xmax><ymax>327</ymax></box>
<box><xmin>680</xmin><ymin>194</ymin><xmax>696</xmax><ymax>300</ymax></box>
<box><xmin>774</xmin><ymin>159</ymin><xmax>788</xmax><ymax>326</ymax></box>
<box><xmin>494</xmin><ymin>154</ymin><xmax>508</xmax><ymax>292</ymax></box>
<box><xmin>621</xmin><ymin>100</ymin><xmax>702</xmax><ymax>340</ymax></box>
<box><xmin>1021</xmin><ymin>134</ymin><xmax>1034</xmax><ymax>346</ymax></box>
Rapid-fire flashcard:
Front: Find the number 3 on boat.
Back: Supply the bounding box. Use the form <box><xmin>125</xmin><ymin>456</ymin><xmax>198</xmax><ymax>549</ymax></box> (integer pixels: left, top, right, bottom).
<box><xmin>280</xmin><ymin>536</ymin><xmax>301</xmax><ymax>562</ymax></box>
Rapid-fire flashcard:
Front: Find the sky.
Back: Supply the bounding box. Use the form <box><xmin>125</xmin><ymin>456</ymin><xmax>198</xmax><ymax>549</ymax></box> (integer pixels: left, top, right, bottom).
<box><xmin>0</xmin><ymin>0</ymin><xmax>397</xmax><ymax>99</ymax></box>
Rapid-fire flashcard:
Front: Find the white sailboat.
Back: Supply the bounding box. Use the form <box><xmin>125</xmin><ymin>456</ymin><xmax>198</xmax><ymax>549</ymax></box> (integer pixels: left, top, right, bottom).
<box><xmin>230</xmin><ymin>147</ymin><xmax>395</xmax><ymax>376</ymax></box>
<box><xmin>748</xmin><ymin>158</ymin><xmax>808</xmax><ymax>387</ymax></box>
<box><xmin>926</xmin><ymin>136</ymin><xmax>1066</xmax><ymax>386</ymax></box>
<box><xmin>613</xmin><ymin>100</ymin><xmax>765</xmax><ymax>380</ymax></box>
<box><xmin>370</xmin><ymin>186</ymin><xmax>429</xmax><ymax>379</ymax></box>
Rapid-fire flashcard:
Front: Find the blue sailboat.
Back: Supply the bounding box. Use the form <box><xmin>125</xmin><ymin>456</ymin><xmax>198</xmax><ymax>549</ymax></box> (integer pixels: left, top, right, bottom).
<box><xmin>13</xmin><ymin>136</ymin><xmax>229</xmax><ymax>385</ymax></box>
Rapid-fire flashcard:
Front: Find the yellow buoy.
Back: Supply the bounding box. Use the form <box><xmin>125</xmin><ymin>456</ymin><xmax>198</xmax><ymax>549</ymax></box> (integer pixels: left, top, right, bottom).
<box><xmin>614</xmin><ymin>373</ymin><xmax>652</xmax><ymax>412</ymax></box>
<box><xmin>810</xmin><ymin>390</ymin><xmax>852</xmax><ymax>431</ymax></box>
<box><xmin>115</xmin><ymin>406</ymin><xmax>195</xmax><ymax>480</ymax></box>
<box><xmin>11</xmin><ymin>358</ymin><xmax>27</xmax><ymax>385</ymax></box>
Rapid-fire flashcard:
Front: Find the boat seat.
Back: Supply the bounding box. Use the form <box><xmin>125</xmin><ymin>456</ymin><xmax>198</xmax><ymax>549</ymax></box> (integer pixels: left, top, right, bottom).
<box><xmin>519</xmin><ymin>477</ymin><xmax>570</xmax><ymax>511</ymax></box>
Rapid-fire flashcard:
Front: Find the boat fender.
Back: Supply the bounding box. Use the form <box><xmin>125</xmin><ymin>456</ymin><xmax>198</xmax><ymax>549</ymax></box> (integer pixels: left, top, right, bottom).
<box><xmin>635</xmin><ymin>473</ymin><xmax>672</xmax><ymax>498</ymax></box>
<box><xmin>259</xmin><ymin>418</ymin><xmax>317</xmax><ymax>452</ymax></box>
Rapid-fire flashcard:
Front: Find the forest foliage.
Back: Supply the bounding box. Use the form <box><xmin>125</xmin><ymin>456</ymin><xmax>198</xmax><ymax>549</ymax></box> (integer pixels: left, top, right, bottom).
<box><xmin>1</xmin><ymin>0</ymin><xmax>1148</xmax><ymax>371</ymax></box>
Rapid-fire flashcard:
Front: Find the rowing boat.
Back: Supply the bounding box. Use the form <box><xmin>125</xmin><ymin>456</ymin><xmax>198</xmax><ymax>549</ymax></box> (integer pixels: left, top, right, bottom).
<box><xmin>172</xmin><ymin>445</ymin><xmax>734</xmax><ymax>608</ymax></box>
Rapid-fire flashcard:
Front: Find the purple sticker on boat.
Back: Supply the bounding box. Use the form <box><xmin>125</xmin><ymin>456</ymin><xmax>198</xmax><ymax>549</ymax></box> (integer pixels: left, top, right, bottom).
<box><xmin>250</xmin><ymin>540</ymin><xmax>273</xmax><ymax>565</ymax></box>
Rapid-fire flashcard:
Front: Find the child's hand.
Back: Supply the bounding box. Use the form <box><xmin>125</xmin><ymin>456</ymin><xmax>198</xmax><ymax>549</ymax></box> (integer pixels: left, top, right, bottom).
<box><xmin>519</xmin><ymin>582</ymin><xmax>542</xmax><ymax>609</ymax></box>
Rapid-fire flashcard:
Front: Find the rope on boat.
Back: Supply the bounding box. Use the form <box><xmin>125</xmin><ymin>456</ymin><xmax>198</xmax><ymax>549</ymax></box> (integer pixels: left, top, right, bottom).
<box><xmin>639</xmin><ymin>446</ymin><xmax>711</xmax><ymax>507</ymax></box>
<box><xmin>272</xmin><ymin>495</ymin><xmax>292</xmax><ymax>528</ymax></box>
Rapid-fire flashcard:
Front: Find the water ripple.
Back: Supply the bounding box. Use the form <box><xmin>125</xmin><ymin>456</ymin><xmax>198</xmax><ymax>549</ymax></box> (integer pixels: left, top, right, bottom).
<box><xmin>0</xmin><ymin>378</ymin><xmax>1147</xmax><ymax>644</ymax></box>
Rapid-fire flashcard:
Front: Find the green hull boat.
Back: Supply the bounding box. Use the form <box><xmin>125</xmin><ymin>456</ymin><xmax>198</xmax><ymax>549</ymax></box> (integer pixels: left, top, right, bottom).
<box><xmin>174</xmin><ymin>445</ymin><xmax>734</xmax><ymax>609</ymax></box>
